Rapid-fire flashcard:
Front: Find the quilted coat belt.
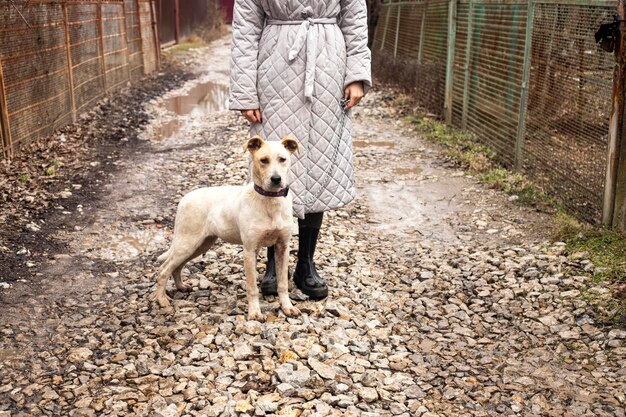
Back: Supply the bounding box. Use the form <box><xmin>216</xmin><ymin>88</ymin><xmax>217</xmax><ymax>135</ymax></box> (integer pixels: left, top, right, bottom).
<box><xmin>266</xmin><ymin>16</ymin><xmax>338</xmax><ymax>99</ymax></box>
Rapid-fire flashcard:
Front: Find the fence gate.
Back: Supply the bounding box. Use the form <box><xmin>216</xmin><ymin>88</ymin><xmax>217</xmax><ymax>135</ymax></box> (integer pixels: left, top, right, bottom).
<box><xmin>157</xmin><ymin>0</ymin><xmax>178</xmax><ymax>45</ymax></box>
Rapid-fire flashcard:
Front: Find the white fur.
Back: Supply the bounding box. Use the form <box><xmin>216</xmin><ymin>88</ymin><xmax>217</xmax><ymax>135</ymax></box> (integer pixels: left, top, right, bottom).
<box><xmin>151</xmin><ymin>136</ymin><xmax>300</xmax><ymax>321</ymax></box>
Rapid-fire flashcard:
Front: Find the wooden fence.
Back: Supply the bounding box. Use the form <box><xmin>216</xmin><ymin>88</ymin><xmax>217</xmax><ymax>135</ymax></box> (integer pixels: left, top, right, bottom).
<box><xmin>0</xmin><ymin>0</ymin><xmax>161</xmax><ymax>158</ymax></box>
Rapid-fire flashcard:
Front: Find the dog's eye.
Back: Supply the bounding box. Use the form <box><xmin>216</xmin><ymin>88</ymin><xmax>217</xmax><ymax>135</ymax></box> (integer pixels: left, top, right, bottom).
<box><xmin>279</xmin><ymin>157</ymin><xmax>287</xmax><ymax>163</ymax></box>
<box><xmin>260</xmin><ymin>158</ymin><xmax>269</xmax><ymax>164</ymax></box>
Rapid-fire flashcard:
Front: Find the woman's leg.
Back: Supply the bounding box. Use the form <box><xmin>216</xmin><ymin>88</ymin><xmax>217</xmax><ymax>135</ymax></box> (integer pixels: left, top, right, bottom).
<box><xmin>293</xmin><ymin>212</ymin><xmax>328</xmax><ymax>299</ymax></box>
<box><xmin>260</xmin><ymin>245</ymin><xmax>278</xmax><ymax>296</ymax></box>
<box><xmin>260</xmin><ymin>211</ymin><xmax>329</xmax><ymax>298</ymax></box>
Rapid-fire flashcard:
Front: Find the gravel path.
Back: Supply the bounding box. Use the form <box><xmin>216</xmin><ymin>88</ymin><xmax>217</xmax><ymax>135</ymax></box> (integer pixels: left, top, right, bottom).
<box><xmin>0</xmin><ymin>35</ymin><xmax>625</xmax><ymax>417</ymax></box>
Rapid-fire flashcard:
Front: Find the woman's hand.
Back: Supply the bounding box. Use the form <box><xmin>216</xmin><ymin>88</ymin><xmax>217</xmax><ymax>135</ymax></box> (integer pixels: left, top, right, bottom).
<box><xmin>241</xmin><ymin>109</ymin><xmax>262</xmax><ymax>123</ymax></box>
<box><xmin>344</xmin><ymin>82</ymin><xmax>364</xmax><ymax>110</ymax></box>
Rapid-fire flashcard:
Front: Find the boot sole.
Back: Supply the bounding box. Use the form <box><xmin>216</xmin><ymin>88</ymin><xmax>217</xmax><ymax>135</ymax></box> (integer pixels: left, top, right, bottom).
<box><xmin>295</xmin><ymin>283</ymin><xmax>328</xmax><ymax>299</ymax></box>
<box><xmin>260</xmin><ymin>280</ymin><xmax>278</xmax><ymax>296</ymax></box>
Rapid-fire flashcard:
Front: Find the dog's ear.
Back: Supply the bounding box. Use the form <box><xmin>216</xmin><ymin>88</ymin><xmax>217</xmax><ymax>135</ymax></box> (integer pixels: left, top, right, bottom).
<box><xmin>280</xmin><ymin>136</ymin><xmax>299</xmax><ymax>154</ymax></box>
<box><xmin>243</xmin><ymin>135</ymin><xmax>264</xmax><ymax>153</ymax></box>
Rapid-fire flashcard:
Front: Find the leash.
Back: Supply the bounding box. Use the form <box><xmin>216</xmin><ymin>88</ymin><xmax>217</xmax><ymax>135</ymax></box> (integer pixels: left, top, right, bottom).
<box><xmin>294</xmin><ymin>97</ymin><xmax>349</xmax><ymax>207</ymax></box>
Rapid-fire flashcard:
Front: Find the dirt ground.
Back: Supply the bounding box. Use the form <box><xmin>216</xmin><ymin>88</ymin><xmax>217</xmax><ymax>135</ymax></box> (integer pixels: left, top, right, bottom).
<box><xmin>0</xmin><ymin>35</ymin><xmax>624</xmax><ymax>417</ymax></box>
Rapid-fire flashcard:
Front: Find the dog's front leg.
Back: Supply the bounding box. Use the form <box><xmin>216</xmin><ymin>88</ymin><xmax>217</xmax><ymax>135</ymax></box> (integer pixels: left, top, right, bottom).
<box><xmin>243</xmin><ymin>246</ymin><xmax>265</xmax><ymax>322</ymax></box>
<box><xmin>275</xmin><ymin>240</ymin><xmax>300</xmax><ymax>317</ymax></box>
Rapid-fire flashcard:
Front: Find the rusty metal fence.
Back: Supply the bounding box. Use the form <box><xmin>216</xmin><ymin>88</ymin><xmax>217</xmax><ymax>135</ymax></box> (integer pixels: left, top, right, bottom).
<box><xmin>0</xmin><ymin>0</ymin><xmax>160</xmax><ymax>158</ymax></box>
<box><xmin>373</xmin><ymin>0</ymin><xmax>616</xmax><ymax>225</ymax></box>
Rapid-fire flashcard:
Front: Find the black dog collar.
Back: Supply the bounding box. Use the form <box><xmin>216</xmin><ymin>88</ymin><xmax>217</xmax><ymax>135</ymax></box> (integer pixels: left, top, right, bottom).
<box><xmin>254</xmin><ymin>184</ymin><xmax>289</xmax><ymax>197</ymax></box>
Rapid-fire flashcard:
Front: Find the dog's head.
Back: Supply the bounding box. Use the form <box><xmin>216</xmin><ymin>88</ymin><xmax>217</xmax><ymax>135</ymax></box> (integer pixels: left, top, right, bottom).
<box><xmin>243</xmin><ymin>135</ymin><xmax>299</xmax><ymax>191</ymax></box>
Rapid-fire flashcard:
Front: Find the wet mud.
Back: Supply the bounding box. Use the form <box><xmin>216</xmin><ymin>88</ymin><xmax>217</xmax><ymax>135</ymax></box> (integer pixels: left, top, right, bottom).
<box><xmin>155</xmin><ymin>81</ymin><xmax>229</xmax><ymax>140</ymax></box>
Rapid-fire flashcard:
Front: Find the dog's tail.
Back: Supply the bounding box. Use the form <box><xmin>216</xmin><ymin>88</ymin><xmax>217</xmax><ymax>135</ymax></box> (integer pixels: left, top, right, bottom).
<box><xmin>156</xmin><ymin>247</ymin><xmax>171</xmax><ymax>263</ymax></box>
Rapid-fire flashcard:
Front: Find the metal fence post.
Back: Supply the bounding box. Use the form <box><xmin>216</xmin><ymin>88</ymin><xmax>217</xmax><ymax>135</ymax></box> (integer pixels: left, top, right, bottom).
<box><xmin>461</xmin><ymin>0</ymin><xmax>475</xmax><ymax>129</ymax></box>
<box><xmin>0</xmin><ymin>60</ymin><xmax>11</xmax><ymax>158</ymax></box>
<box><xmin>175</xmin><ymin>0</ymin><xmax>180</xmax><ymax>44</ymax></box>
<box><xmin>121</xmin><ymin>0</ymin><xmax>132</xmax><ymax>81</ymax></box>
<box><xmin>514</xmin><ymin>0</ymin><xmax>535</xmax><ymax>171</ymax></box>
<box><xmin>62</xmin><ymin>3</ymin><xmax>77</xmax><ymax>122</ymax></box>
<box><xmin>444</xmin><ymin>0</ymin><xmax>457</xmax><ymax>123</ymax></box>
<box><xmin>611</xmin><ymin>108</ymin><xmax>626</xmax><ymax>229</ymax></box>
<box><xmin>603</xmin><ymin>0</ymin><xmax>626</xmax><ymax>226</ymax></box>
<box><xmin>97</xmin><ymin>1</ymin><xmax>108</xmax><ymax>91</ymax></box>
<box><xmin>135</xmin><ymin>0</ymin><xmax>146</xmax><ymax>76</ymax></box>
<box><xmin>417</xmin><ymin>1</ymin><xmax>428</xmax><ymax>64</ymax></box>
<box><xmin>380</xmin><ymin>3</ymin><xmax>391</xmax><ymax>51</ymax></box>
<box><xmin>150</xmin><ymin>0</ymin><xmax>162</xmax><ymax>69</ymax></box>
<box><xmin>393</xmin><ymin>3</ymin><xmax>401</xmax><ymax>59</ymax></box>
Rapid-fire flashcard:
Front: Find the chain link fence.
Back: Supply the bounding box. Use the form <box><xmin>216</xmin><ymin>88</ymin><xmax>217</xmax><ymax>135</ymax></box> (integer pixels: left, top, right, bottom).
<box><xmin>373</xmin><ymin>0</ymin><xmax>615</xmax><ymax>225</ymax></box>
<box><xmin>0</xmin><ymin>0</ymin><xmax>161</xmax><ymax>158</ymax></box>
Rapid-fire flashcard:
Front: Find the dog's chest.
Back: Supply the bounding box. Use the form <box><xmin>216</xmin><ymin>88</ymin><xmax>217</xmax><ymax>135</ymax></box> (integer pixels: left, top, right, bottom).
<box><xmin>258</xmin><ymin>227</ymin><xmax>286</xmax><ymax>246</ymax></box>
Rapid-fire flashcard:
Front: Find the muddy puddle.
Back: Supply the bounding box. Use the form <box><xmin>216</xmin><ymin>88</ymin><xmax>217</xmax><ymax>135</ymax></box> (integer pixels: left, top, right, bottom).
<box><xmin>364</xmin><ymin>178</ymin><xmax>467</xmax><ymax>242</ymax></box>
<box><xmin>154</xmin><ymin>81</ymin><xmax>229</xmax><ymax>140</ymax></box>
<box><xmin>91</xmin><ymin>224</ymin><xmax>170</xmax><ymax>262</ymax></box>
<box><xmin>155</xmin><ymin>120</ymin><xmax>183</xmax><ymax>140</ymax></box>
<box><xmin>165</xmin><ymin>81</ymin><xmax>229</xmax><ymax>116</ymax></box>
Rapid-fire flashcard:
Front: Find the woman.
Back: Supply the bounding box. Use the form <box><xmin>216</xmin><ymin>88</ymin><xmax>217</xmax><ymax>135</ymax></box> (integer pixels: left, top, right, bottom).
<box><xmin>229</xmin><ymin>0</ymin><xmax>371</xmax><ymax>299</ymax></box>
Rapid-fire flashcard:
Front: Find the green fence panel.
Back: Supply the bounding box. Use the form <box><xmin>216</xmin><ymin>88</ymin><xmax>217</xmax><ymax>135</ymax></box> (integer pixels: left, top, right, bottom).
<box><xmin>522</xmin><ymin>2</ymin><xmax>614</xmax><ymax>223</ymax></box>
<box><xmin>373</xmin><ymin>0</ymin><xmax>617</xmax><ymax>224</ymax></box>
<box><xmin>372</xmin><ymin>0</ymin><xmax>449</xmax><ymax>116</ymax></box>
<box><xmin>451</xmin><ymin>1</ymin><xmax>469</xmax><ymax>126</ymax></box>
<box><xmin>461</xmin><ymin>1</ymin><xmax>529</xmax><ymax>167</ymax></box>
<box><xmin>396</xmin><ymin>3</ymin><xmax>423</xmax><ymax>59</ymax></box>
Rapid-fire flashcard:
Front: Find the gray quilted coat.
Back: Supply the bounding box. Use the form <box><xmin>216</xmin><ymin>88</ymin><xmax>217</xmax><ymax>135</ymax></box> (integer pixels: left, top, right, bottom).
<box><xmin>228</xmin><ymin>0</ymin><xmax>372</xmax><ymax>218</ymax></box>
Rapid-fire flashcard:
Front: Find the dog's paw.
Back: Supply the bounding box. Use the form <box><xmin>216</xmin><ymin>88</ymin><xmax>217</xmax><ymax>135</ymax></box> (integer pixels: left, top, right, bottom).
<box><xmin>248</xmin><ymin>311</ymin><xmax>267</xmax><ymax>322</ymax></box>
<box><xmin>176</xmin><ymin>284</ymin><xmax>193</xmax><ymax>293</ymax></box>
<box><xmin>150</xmin><ymin>291</ymin><xmax>172</xmax><ymax>308</ymax></box>
<box><xmin>281</xmin><ymin>305</ymin><xmax>301</xmax><ymax>317</ymax></box>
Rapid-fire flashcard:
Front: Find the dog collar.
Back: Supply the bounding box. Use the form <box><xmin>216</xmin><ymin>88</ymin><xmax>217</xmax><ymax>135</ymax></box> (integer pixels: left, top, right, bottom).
<box><xmin>254</xmin><ymin>184</ymin><xmax>289</xmax><ymax>197</ymax></box>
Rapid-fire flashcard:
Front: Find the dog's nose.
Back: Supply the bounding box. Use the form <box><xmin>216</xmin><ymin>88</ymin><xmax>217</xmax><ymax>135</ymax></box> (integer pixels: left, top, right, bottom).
<box><xmin>270</xmin><ymin>175</ymin><xmax>282</xmax><ymax>185</ymax></box>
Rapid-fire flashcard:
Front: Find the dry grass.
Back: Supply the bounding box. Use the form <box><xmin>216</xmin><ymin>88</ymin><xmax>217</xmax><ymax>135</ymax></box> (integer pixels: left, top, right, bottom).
<box><xmin>408</xmin><ymin>114</ymin><xmax>557</xmax><ymax>210</ymax></box>
<box><xmin>553</xmin><ymin>213</ymin><xmax>626</xmax><ymax>327</ymax></box>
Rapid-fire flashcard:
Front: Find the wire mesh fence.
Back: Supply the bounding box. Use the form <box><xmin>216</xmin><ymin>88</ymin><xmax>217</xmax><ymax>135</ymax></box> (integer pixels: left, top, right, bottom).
<box><xmin>373</xmin><ymin>0</ymin><xmax>616</xmax><ymax>225</ymax></box>
<box><xmin>372</xmin><ymin>0</ymin><xmax>449</xmax><ymax>115</ymax></box>
<box><xmin>125</xmin><ymin>0</ymin><xmax>145</xmax><ymax>81</ymax></box>
<box><xmin>0</xmin><ymin>0</ymin><xmax>160</xmax><ymax>158</ymax></box>
<box><xmin>523</xmin><ymin>1</ymin><xmax>614</xmax><ymax>223</ymax></box>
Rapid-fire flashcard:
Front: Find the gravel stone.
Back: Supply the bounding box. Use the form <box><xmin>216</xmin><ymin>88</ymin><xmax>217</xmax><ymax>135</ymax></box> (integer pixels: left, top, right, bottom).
<box><xmin>66</xmin><ymin>348</ymin><xmax>93</xmax><ymax>363</ymax></box>
<box><xmin>308</xmin><ymin>357</ymin><xmax>337</xmax><ymax>380</ymax></box>
<box><xmin>358</xmin><ymin>386</ymin><xmax>379</xmax><ymax>403</ymax></box>
<box><xmin>233</xmin><ymin>342</ymin><xmax>253</xmax><ymax>360</ymax></box>
<box><xmin>276</xmin><ymin>363</ymin><xmax>311</xmax><ymax>387</ymax></box>
<box><xmin>0</xmin><ymin>34</ymin><xmax>623</xmax><ymax>417</ymax></box>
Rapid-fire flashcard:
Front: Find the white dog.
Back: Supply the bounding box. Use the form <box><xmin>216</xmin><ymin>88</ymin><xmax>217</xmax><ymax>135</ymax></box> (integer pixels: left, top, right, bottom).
<box><xmin>152</xmin><ymin>135</ymin><xmax>301</xmax><ymax>321</ymax></box>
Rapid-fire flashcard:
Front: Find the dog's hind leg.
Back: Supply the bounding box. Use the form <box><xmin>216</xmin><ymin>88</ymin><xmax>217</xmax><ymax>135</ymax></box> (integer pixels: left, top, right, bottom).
<box><xmin>172</xmin><ymin>266</ymin><xmax>189</xmax><ymax>293</ymax></box>
<box><xmin>151</xmin><ymin>236</ymin><xmax>214</xmax><ymax>307</ymax></box>
<box><xmin>152</xmin><ymin>259</ymin><xmax>176</xmax><ymax>308</ymax></box>
<box><xmin>173</xmin><ymin>236</ymin><xmax>217</xmax><ymax>292</ymax></box>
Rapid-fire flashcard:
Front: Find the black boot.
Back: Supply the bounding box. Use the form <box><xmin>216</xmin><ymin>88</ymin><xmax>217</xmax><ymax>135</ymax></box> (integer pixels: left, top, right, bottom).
<box><xmin>293</xmin><ymin>212</ymin><xmax>329</xmax><ymax>299</ymax></box>
<box><xmin>260</xmin><ymin>246</ymin><xmax>278</xmax><ymax>296</ymax></box>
